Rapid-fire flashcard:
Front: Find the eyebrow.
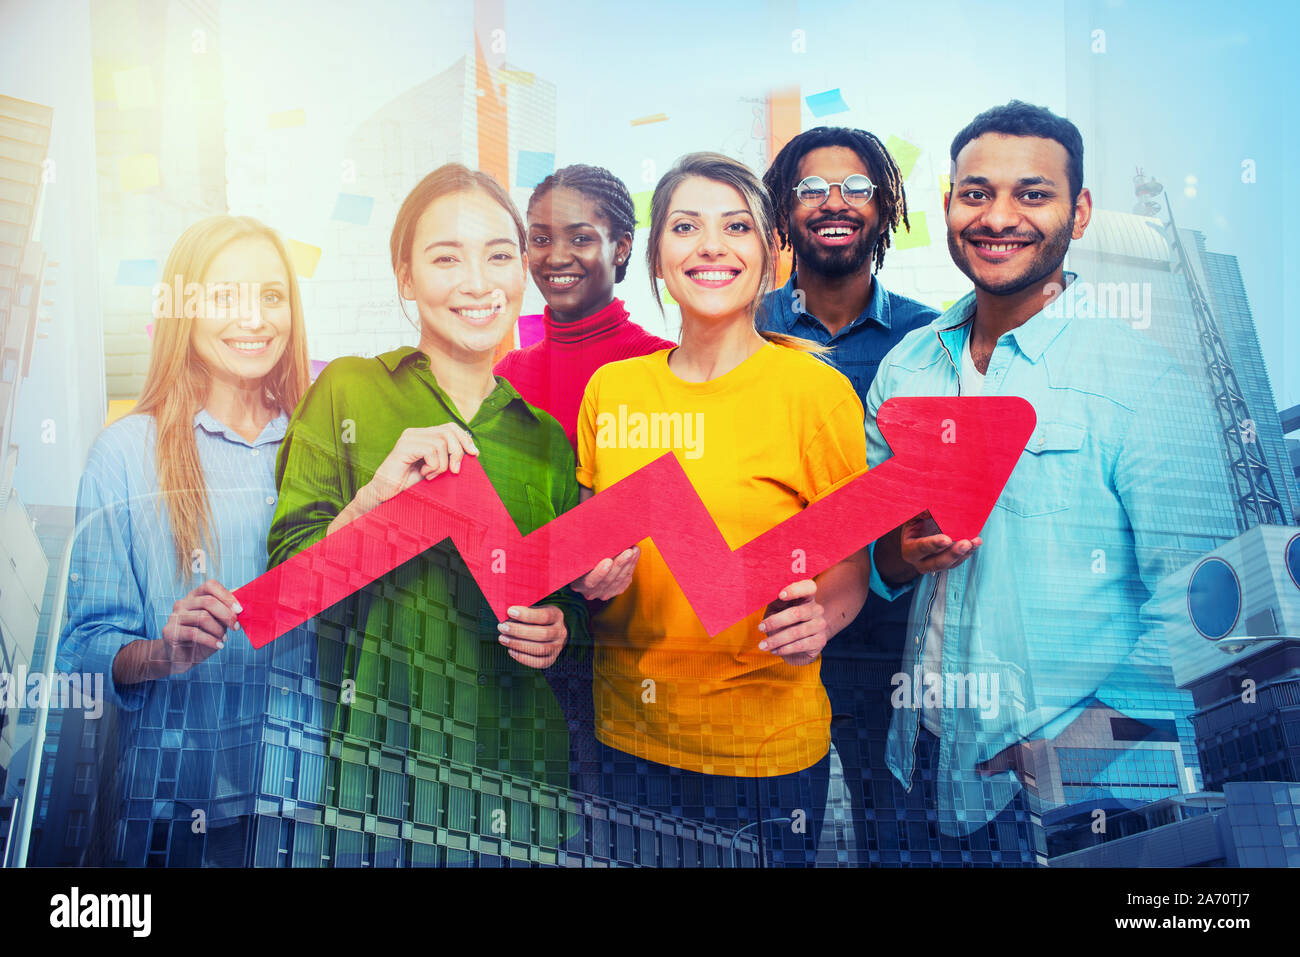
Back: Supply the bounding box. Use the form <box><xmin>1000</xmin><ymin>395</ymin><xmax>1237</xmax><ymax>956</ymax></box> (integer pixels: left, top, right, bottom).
<box><xmin>668</xmin><ymin>209</ymin><xmax>753</xmax><ymax>218</ymax></box>
<box><xmin>423</xmin><ymin>238</ymin><xmax>517</xmax><ymax>252</ymax></box>
<box><xmin>957</xmin><ymin>175</ymin><xmax>1057</xmax><ymax>188</ymax></box>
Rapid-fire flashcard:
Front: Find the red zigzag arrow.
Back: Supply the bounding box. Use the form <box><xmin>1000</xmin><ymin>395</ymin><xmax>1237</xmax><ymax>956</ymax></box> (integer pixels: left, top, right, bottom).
<box><xmin>236</xmin><ymin>396</ymin><xmax>1036</xmax><ymax>647</ymax></box>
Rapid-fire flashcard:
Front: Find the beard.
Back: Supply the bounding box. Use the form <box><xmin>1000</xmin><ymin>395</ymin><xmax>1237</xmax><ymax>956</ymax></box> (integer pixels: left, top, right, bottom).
<box><xmin>947</xmin><ymin>214</ymin><xmax>1074</xmax><ymax>296</ymax></box>
<box><xmin>790</xmin><ymin>220</ymin><xmax>879</xmax><ymax>280</ymax></box>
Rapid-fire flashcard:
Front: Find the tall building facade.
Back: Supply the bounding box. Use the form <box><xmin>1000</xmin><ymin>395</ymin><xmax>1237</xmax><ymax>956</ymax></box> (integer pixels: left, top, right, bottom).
<box><xmin>90</xmin><ymin>0</ymin><xmax>227</xmax><ymax>401</ymax></box>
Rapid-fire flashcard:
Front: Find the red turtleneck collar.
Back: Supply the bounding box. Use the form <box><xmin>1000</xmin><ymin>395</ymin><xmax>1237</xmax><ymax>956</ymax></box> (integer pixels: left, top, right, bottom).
<box><xmin>542</xmin><ymin>298</ymin><xmax>630</xmax><ymax>346</ymax></box>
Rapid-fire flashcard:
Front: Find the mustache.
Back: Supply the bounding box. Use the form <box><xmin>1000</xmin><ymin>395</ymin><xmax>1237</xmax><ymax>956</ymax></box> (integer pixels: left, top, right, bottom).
<box><xmin>962</xmin><ymin>228</ymin><xmax>1042</xmax><ymax>243</ymax></box>
<box><xmin>807</xmin><ymin>215</ymin><xmax>866</xmax><ymax>230</ymax></box>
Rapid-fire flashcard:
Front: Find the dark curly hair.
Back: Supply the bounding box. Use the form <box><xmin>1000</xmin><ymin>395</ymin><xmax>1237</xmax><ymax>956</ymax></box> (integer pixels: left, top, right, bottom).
<box><xmin>762</xmin><ymin>126</ymin><xmax>909</xmax><ymax>274</ymax></box>
<box><xmin>526</xmin><ymin>164</ymin><xmax>637</xmax><ymax>282</ymax></box>
<box><xmin>950</xmin><ymin>100</ymin><xmax>1084</xmax><ymax>202</ymax></box>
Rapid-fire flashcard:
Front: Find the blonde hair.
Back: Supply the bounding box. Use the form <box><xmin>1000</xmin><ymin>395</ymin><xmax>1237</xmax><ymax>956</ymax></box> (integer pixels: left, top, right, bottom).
<box><xmin>646</xmin><ymin>151</ymin><xmax>826</xmax><ymax>354</ymax></box>
<box><xmin>135</xmin><ymin>215</ymin><xmax>310</xmax><ymax>578</ymax></box>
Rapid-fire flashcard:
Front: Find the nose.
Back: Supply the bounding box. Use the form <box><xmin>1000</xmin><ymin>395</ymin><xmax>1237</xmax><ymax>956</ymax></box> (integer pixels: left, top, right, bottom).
<box><xmin>696</xmin><ymin>221</ymin><xmax>728</xmax><ymax>258</ymax></box>
<box><xmin>821</xmin><ymin>183</ymin><xmax>851</xmax><ymax>214</ymax></box>
<box><xmin>238</xmin><ymin>287</ymin><xmax>265</xmax><ymax>330</ymax></box>
<box><xmin>980</xmin><ymin>192</ymin><xmax>1020</xmax><ymax>234</ymax></box>
<box><xmin>459</xmin><ymin>257</ymin><xmax>490</xmax><ymax>296</ymax></box>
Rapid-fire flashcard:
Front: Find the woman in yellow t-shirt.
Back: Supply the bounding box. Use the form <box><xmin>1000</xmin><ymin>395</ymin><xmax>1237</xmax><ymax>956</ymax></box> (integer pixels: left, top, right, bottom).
<box><xmin>575</xmin><ymin>152</ymin><xmax>872</xmax><ymax>866</ymax></box>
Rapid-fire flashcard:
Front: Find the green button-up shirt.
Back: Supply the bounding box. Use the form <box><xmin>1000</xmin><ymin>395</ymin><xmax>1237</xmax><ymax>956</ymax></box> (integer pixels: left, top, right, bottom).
<box><xmin>267</xmin><ymin>347</ymin><xmax>587</xmax><ymax>813</ymax></box>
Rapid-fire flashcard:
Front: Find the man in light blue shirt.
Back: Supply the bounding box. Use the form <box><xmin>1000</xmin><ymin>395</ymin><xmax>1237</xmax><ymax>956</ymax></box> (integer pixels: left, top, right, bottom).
<box><xmin>869</xmin><ymin>101</ymin><xmax>1236</xmax><ymax>837</ymax></box>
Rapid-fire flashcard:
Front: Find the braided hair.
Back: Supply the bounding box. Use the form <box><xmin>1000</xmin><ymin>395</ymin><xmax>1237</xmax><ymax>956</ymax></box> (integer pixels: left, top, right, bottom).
<box><xmin>762</xmin><ymin>126</ymin><xmax>910</xmax><ymax>275</ymax></box>
<box><xmin>526</xmin><ymin>164</ymin><xmax>637</xmax><ymax>282</ymax></box>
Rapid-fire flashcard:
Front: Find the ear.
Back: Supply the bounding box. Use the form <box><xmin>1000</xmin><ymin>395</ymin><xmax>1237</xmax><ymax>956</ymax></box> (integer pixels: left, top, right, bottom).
<box><xmin>396</xmin><ymin>262</ymin><xmax>415</xmax><ymax>300</ymax></box>
<box><xmin>1071</xmin><ymin>187</ymin><xmax>1093</xmax><ymax>240</ymax></box>
<box><xmin>614</xmin><ymin>231</ymin><xmax>633</xmax><ymax>264</ymax></box>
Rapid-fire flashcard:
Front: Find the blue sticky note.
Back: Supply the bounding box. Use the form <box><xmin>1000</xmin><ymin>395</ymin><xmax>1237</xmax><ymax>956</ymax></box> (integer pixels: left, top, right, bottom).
<box><xmin>332</xmin><ymin>193</ymin><xmax>375</xmax><ymax>226</ymax></box>
<box><xmin>805</xmin><ymin>88</ymin><xmax>849</xmax><ymax>118</ymax></box>
<box><xmin>516</xmin><ymin>150</ymin><xmax>555</xmax><ymax>189</ymax></box>
<box><xmin>116</xmin><ymin>259</ymin><xmax>158</xmax><ymax>286</ymax></box>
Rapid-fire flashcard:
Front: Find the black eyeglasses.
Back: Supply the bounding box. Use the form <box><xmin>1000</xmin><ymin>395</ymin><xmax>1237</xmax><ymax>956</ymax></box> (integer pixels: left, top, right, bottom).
<box><xmin>793</xmin><ymin>174</ymin><xmax>876</xmax><ymax>208</ymax></box>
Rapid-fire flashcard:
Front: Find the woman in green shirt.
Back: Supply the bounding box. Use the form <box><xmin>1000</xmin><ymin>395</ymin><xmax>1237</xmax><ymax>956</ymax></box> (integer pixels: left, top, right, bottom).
<box><xmin>267</xmin><ymin>165</ymin><xmax>622</xmax><ymax>865</ymax></box>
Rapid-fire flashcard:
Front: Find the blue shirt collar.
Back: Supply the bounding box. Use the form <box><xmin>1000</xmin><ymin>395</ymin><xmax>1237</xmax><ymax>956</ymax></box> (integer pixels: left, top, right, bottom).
<box><xmin>770</xmin><ymin>271</ymin><xmax>891</xmax><ymax>335</ymax></box>
<box><xmin>930</xmin><ymin>271</ymin><xmax>1079</xmax><ymax>366</ymax></box>
<box><xmin>193</xmin><ymin>406</ymin><xmax>289</xmax><ymax>447</ymax></box>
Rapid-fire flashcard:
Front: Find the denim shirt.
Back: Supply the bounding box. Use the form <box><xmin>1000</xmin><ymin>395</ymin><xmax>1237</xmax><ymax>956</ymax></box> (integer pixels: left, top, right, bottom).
<box><xmin>864</xmin><ymin>275</ymin><xmax>1238</xmax><ymax>834</ymax></box>
<box><xmin>756</xmin><ymin>272</ymin><xmax>938</xmax><ymax>403</ymax></box>
<box><xmin>56</xmin><ymin>409</ymin><xmax>318</xmax><ymax>838</ymax></box>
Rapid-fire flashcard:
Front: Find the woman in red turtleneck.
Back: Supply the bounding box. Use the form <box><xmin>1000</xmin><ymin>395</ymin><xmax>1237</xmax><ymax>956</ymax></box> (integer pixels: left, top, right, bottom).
<box><xmin>495</xmin><ymin>164</ymin><xmax>675</xmax><ymax>449</ymax></box>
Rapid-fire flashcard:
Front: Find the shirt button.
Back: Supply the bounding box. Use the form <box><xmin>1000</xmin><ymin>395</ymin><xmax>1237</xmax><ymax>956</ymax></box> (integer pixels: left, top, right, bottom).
<box><xmin>265</xmin><ymin>495</ymin><xmax>276</xmax><ymax>505</ymax></box>
<box><xmin>70</xmin><ymin>573</ymin><xmax>79</xmax><ymax>583</ymax></box>
<box><xmin>915</xmin><ymin>634</ymin><xmax>921</xmax><ymax>645</ymax></box>
<box><xmin>250</xmin><ymin>449</ymin><xmax>260</xmax><ymax>457</ymax></box>
<box><xmin>477</xmin><ymin>674</ymin><xmax>487</xmax><ymax>686</ymax></box>
<box><xmin>476</xmin><ymin>744</ymin><xmax>486</xmax><ymax>754</ymax></box>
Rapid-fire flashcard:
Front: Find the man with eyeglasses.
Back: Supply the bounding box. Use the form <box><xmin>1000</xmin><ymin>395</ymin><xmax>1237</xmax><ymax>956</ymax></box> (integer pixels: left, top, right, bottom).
<box><xmin>757</xmin><ymin>127</ymin><xmax>940</xmax><ymax>865</ymax></box>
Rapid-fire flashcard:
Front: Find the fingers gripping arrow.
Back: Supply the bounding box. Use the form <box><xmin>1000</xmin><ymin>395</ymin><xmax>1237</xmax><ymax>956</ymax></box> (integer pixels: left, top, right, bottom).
<box><xmin>235</xmin><ymin>396</ymin><xmax>1036</xmax><ymax>647</ymax></box>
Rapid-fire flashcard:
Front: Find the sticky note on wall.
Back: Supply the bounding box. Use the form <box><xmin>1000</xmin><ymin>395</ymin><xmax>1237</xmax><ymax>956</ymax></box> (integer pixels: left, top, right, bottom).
<box><xmin>885</xmin><ymin>135</ymin><xmax>922</xmax><ymax>180</ymax></box>
<box><xmin>516</xmin><ymin>151</ymin><xmax>555</xmax><ymax>190</ymax></box>
<box><xmin>268</xmin><ymin>109</ymin><xmax>306</xmax><ymax>129</ymax></box>
<box><xmin>332</xmin><ymin>193</ymin><xmax>375</xmax><ymax>225</ymax></box>
<box><xmin>119</xmin><ymin>153</ymin><xmax>160</xmax><ymax>192</ymax></box>
<box><xmin>115</xmin><ymin>259</ymin><xmax>158</xmax><ymax>286</ymax></box>
<box><xmin>633</xmin><ymin>190</ymin><xmax>653</xmax><ymax>229</ymax></box>
<box><xmin>894</xmin><ymin>211</ymin><xmax>930</xmax><ymax>251</ymax></box>
<box><xmin>805</xmin><ymin>89</ymin><xmax>848</xmax><ymax>118</ymax></box>
<box><xmin>286</xmin><ymin>240</ymin><xmax>322</xmax><ymax>278</ymax></box>
<box><xmin>113</xmin><ymin>66</ymin><xmax>155</xmax><ymax>110</ymax></box>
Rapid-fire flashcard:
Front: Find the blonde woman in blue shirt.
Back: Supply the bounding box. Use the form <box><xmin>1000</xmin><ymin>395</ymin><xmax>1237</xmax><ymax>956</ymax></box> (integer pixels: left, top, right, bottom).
<box><xmin>56</xmin><ymin>215</ymin><xmax>311</xmax><ymax>866</ymax></box>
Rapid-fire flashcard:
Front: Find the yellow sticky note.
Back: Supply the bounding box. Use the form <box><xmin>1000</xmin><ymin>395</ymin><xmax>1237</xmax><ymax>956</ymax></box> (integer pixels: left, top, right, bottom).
<box><xmin>894</xmin><ymin>211</ymin><xmax>930</xmax><ymax>251</ymax></box>
<box><xmin>939</xmin><ymin>173</ymin><xmax>951</xmax><ymax>199</ymax></box>
<box><xmin>633</xmin><ymin>190</ymin><xmax>653</xmax><ymax>229</ymax></box>
<box><xmin>885</xmin><ymin>135</ymin><xmax>922</xmax><ymax>181</ymax></box>
<box><xmin>268</xmin><ymin>109</ymin><xmax>307</xmax><ymax>129</ymax></box>
<box><xmin>659</xmin><ymin>284</ymin><xmax>676</xmax><ymax>306</ymax></box>
<box><xmin>286</xmin><ymin>239</ymin><xmax>321</xmax><ymax>278</ymax></box>
<box><xmin>941</xmin><ymin>300</ymin><xmax>959</xmax><ymax>311</ymax></box>
<box><xmin>105</xmin><ymin>399</ymin><xmax>138</xmax><ymax>427</ymax></box>
<box><xmin>113</xmin><ymin>66</ymin><xmax>155</xmax><ymax>110</ymax></box>
<box><xmin>499</xmin><ymin>69</ymin><xmax>534</xmax><ymax>86</ymax></box>
<box><xmin>119</xmin><ymin>153</ymin><xmax>160</xmax><ymax>192</ymax></box>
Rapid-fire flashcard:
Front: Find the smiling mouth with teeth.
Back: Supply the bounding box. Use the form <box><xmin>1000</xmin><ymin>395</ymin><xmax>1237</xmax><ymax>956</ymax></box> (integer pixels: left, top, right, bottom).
<box><xmin>815</xmin><ymin>225</ymin><xmax>858</xmax><ymax>237</ymax></box>
<box><xmin>971</xmin><ymin>238</ymin><xmax>1033</xmax><ymax>253</ymax></box>
<box><xmin>225</xmin><ymin>339</ymin><xmax>272</xmax><ymax>353</ymax></box>
<box><xmin>452</xmin><ymin>304</ymin><xmax>501</xmax><ymax>321</ymax></box>
<box><xmin>546</xmin><ymin>275</ymin><xmax>581</xmax><ymax>286</ymax></box>
<box><xmin>686</xmin><ymin>268</ymin><xmax>740</xmax><ymax>284</ymax></box>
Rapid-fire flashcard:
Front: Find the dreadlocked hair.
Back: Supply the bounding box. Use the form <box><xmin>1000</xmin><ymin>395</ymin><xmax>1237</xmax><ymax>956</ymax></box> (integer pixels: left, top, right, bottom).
<box><xmin>762</xmin><ymin>126</ymin><xmax>910</xmax><ymax>275</ymax></box>
<box><xmin>527</xmin><ymin>164</ymin><xmax>637</xmax><ymax>282</ymax></box>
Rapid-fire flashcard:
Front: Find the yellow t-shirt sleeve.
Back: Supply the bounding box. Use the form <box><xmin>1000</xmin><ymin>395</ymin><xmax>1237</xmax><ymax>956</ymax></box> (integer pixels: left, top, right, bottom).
<box><xmin>803</xmin><ymin>390</ymin><xmax>869</xmax><ymax>504</ymax></box>
<box><xmin>575</xmin><ymin>368</ymin><xmax>599</xmax><ymax>489</ymax></box>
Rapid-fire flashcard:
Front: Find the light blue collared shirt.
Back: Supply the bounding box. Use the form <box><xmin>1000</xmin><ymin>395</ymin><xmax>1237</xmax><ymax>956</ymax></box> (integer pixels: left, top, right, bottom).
<box><xmin>864</xmin><ymin>275</ymin><xmax>1238</xmax><ymax>834</ymax></box>
<box><xmin>56</xmin><ymin>408</ymin><xmax>317</xmax><ymax>842</ymax></box>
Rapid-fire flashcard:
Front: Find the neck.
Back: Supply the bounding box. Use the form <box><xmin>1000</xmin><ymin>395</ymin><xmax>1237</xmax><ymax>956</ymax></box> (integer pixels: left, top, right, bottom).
<box><xmin>794</xmin><ymin>265</ymin><xmax>874</xmax><ymax>335</ymax></box>
<box><xmin>971</xmin><ymin>267</ymin><xmax>1066</xmax><ymax>344</ymax></box>
<box><xmin>419</xmin><ymin>337</ymin><xmax>497</xmax><ymax>421</ymax></box>
<box><xmin>203</xmin><ymin>377</ymin><xmax>275</xmax><ymax>441</ymax></box>
<box><xmin>671</xmin><ymin>309</ymin><xmax>765</xmax><ymax>381</ymax></box>
<box><xmin>544</xmin><ymin>297</ymin><xmax>627</xmax><ymax>344</ymax></box>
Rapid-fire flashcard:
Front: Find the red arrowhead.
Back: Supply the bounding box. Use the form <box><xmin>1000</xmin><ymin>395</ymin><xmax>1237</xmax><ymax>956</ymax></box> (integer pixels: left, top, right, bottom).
<box><xmin>236</xmin><ymin>396</ymin><xmax>1036</xmax><ymax>646</ymax></box>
